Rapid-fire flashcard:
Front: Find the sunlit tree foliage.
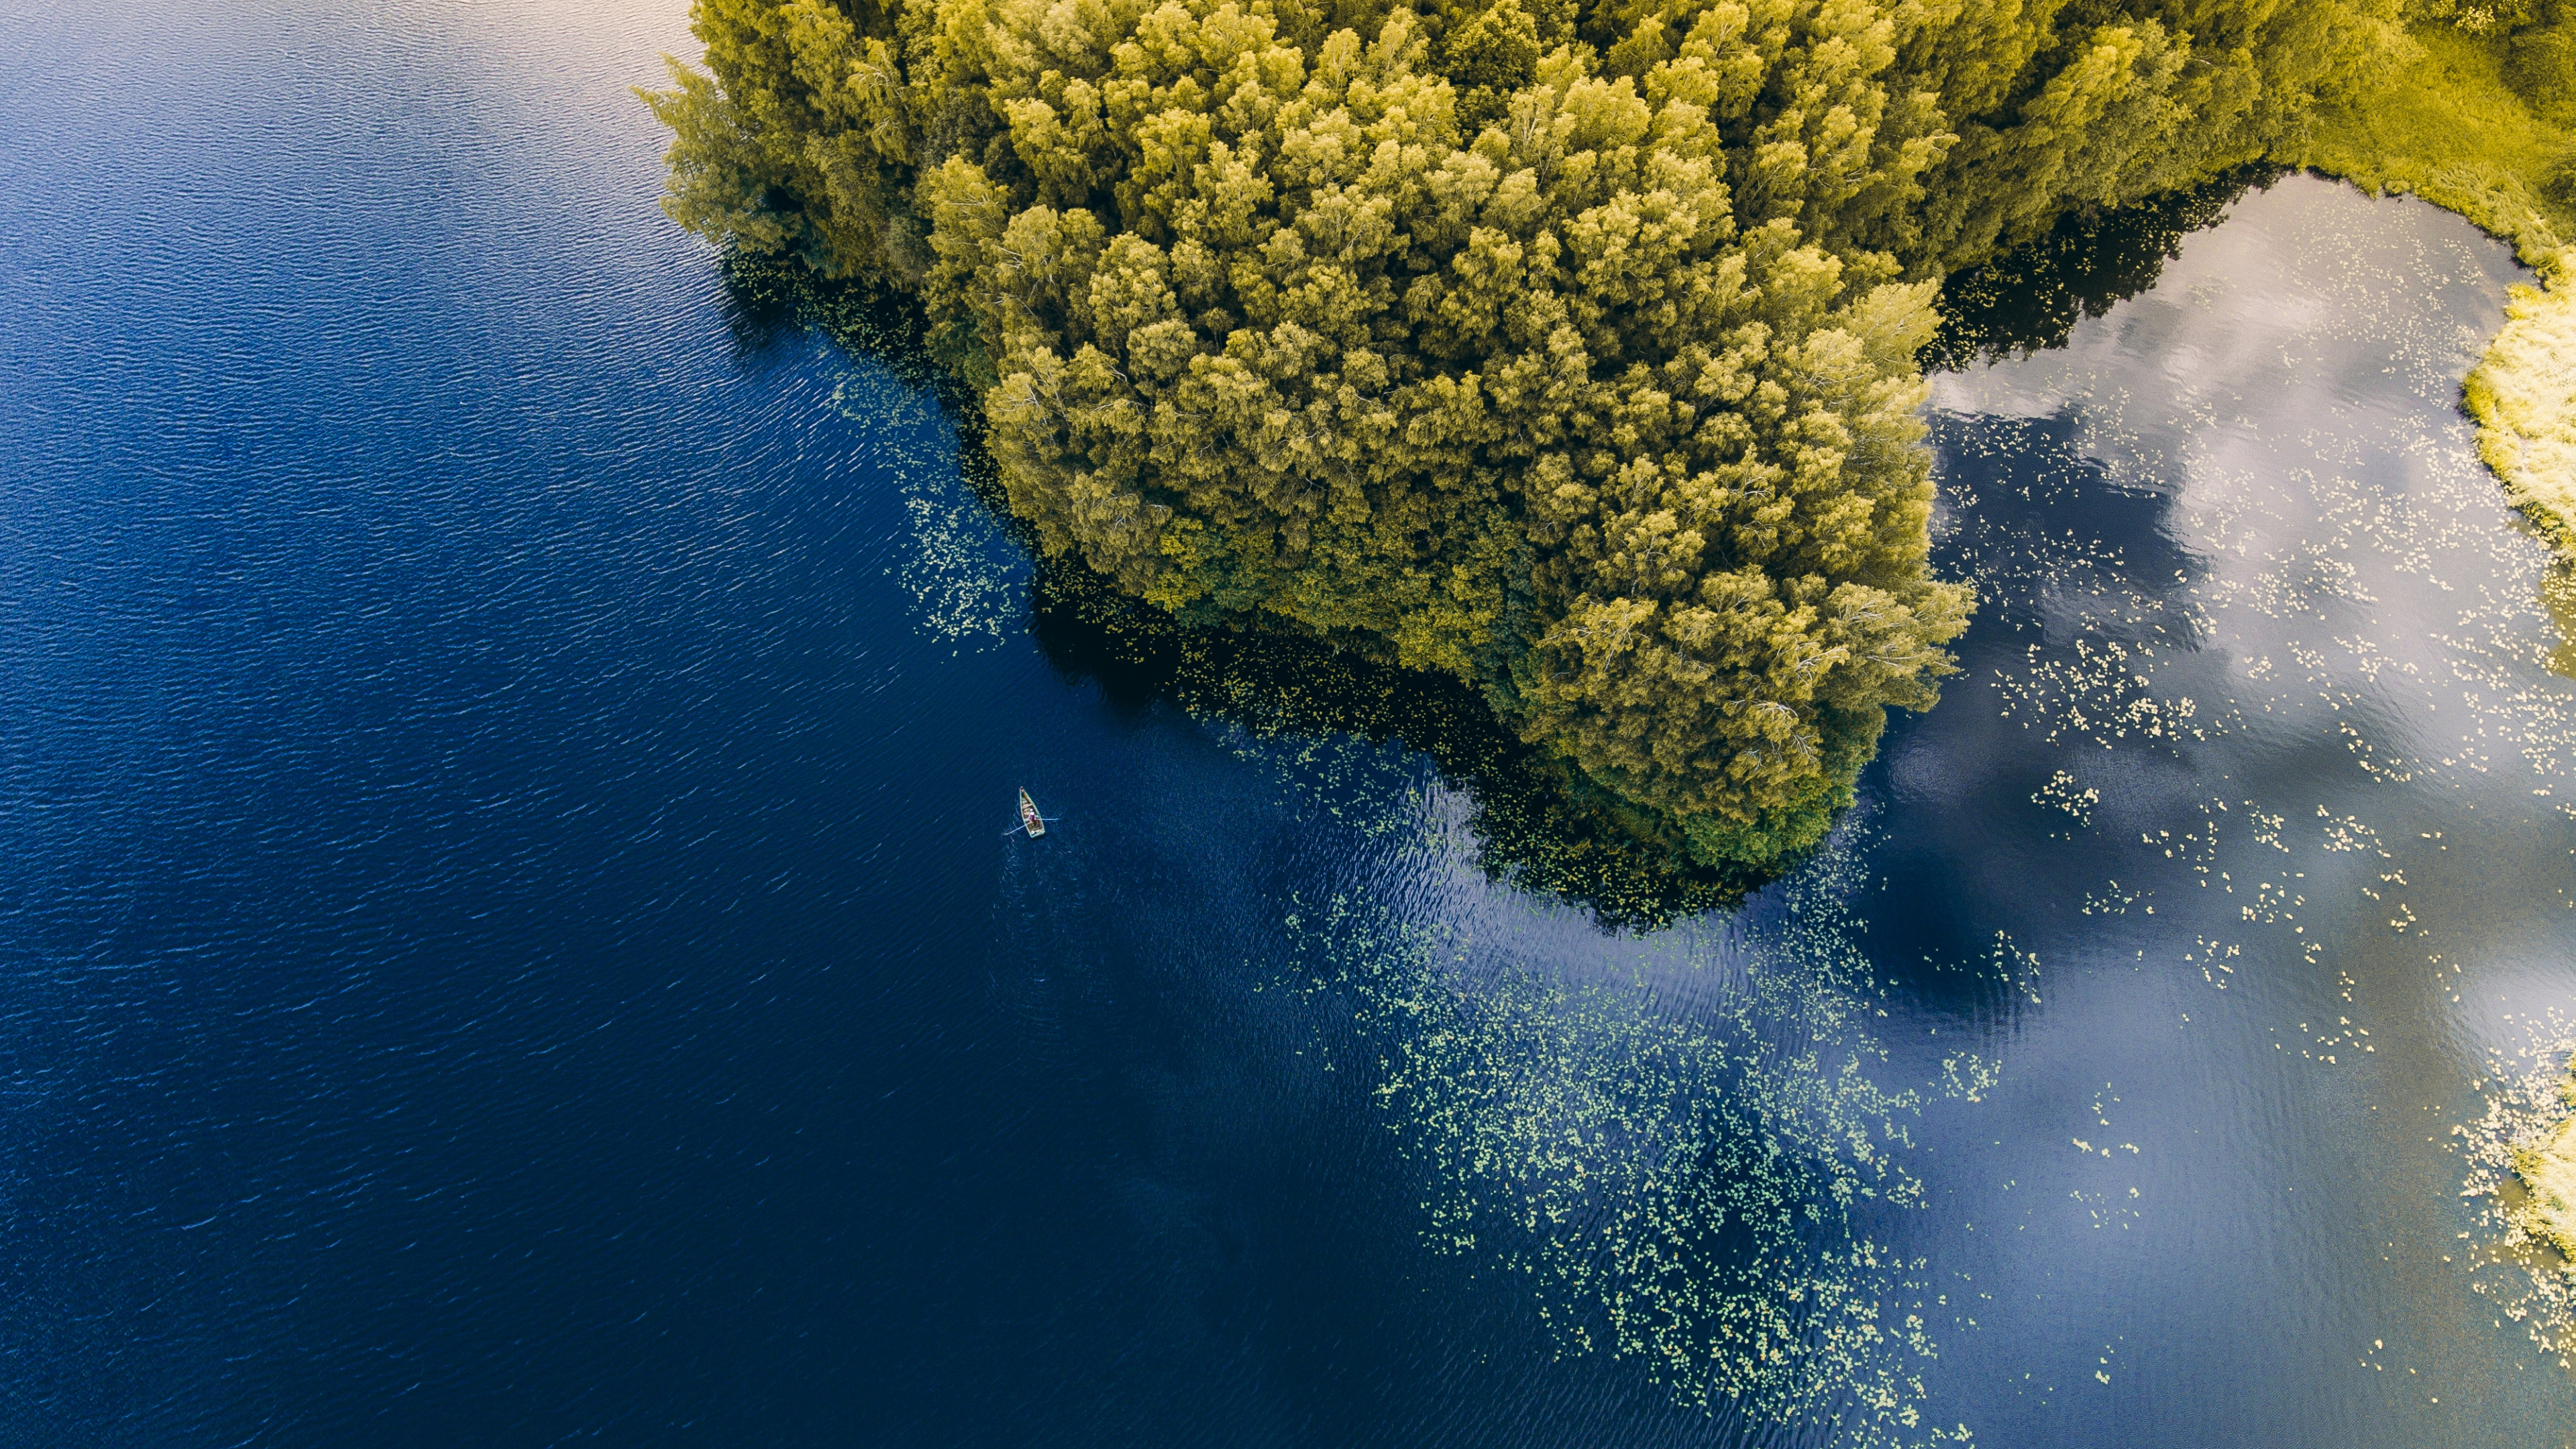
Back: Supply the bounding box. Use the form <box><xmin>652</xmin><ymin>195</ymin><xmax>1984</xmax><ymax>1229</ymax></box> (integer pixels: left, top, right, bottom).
<box><xmin>642</xmin><ymin>0</ymin><xmax>2400</xmax><ymax>867</ymax></box>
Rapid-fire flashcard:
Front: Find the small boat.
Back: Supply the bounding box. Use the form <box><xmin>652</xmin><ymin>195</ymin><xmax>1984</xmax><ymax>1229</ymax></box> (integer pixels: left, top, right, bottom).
<box><xmin>1018</xmin><ymin>788</ymin><xmax>1046</xmax><ymax>838</ymax></box>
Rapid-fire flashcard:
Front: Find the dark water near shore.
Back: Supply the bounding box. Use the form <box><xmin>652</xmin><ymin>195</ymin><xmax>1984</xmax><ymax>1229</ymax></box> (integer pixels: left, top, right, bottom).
<box><xmin>4</xmin><ymin>2</ymin><xmax>2574</xmax><ymax>1445</ymax></box>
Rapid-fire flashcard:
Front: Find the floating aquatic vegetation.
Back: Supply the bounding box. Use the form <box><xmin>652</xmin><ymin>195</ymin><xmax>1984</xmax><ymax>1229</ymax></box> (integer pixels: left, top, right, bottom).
<box><xmin>2317</xmin><ymin>808</ymin><xmax>2391</xmax><ymax>856</ymax></box>
<box><xmin>824</xmin><ymin>362</ymin><xmax>1027</xmax><ymax>652</ymax></box>
<box><xmin>1984</xmin><ymin>932</ymin><xmax>2045</xmax><ymax>1007</ymax></box>
<box><xmin>1992</xmin><ymin>634</ymin><xmax>2218</xmax><ymax>752</ymax></box>
<box><xmin>2463</xmin><ymin>1025</ymin><xmax>2576</xmax><ymax>1372</ymax></box>
<box><xmin>1253</xmin><ymin>821</ymin><xmax>1971</xmax><ymax>1446</ymax></box>
<box><xmin>1940</xmin><ymin>1053</ymin><xmax>2002</xmax><ymax>1105</ymax></box>
<box><xmin>1931</xmin><ymin>186</ymin><xmax>2576</xmax><ymax>1002</ymax></box>
<box><xmin>720</xmin><ymin>252</ymin><xmax>1030</xmax><ymax>650</ymax></box>
<box><xmin>1932</xmin><ymin>184</ymin><xmax>2576</xmax><ymax>773</ymax></box>
<box><xmin>2032</xmin><ymin>770</ymin><xmax>2098</xmax><ymax>835</ymax></box>
<box><xmin>1925</xmin><ymin>184</ymin><xmax>2576</xmax><ymax>1409</ymax></box>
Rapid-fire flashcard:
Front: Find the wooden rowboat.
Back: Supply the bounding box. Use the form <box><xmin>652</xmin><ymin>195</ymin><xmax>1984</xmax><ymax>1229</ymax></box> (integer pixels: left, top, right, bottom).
<box><xmin>1018</xmin><ymin>788</ymin><xmax>1046</xmax><ymax>838</ymax></box>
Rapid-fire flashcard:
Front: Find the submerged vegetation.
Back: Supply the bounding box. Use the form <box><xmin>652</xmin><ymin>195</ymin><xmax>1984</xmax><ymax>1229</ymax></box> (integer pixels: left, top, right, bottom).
<box><xmin>645</xmin><ymin>0</ymin><xmax>2419</xmax><ymax>876</ymax></box>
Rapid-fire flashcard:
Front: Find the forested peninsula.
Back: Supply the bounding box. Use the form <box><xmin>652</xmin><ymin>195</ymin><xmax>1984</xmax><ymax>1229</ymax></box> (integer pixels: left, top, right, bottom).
<box><xmin>644</xmin><ymin>0</ymin><xmax>2575</xmax><ymax>875</ymax></box>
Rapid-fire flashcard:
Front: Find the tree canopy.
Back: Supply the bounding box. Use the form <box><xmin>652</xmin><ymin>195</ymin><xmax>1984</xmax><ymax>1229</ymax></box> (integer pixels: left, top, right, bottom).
<box><xmin>644</xmin><ymin>0</ymin><xmax>2401</xmax><ymax>868</ymax></box>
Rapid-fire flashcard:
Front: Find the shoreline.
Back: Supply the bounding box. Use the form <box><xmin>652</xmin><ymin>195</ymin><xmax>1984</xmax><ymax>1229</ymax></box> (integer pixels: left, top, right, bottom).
<box><xmin>2290</xmin><ymin>22</ymin><xmax>2576</xmax><ymax>559</ymax></box>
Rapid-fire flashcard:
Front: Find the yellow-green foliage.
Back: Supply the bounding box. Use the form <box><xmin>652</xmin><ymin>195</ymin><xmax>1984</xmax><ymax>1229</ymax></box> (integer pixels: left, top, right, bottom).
<box><xmin>2293</xmin><ymin>22</ymin><xmax>2574</xmax><ymax>268</ymax></box>
<box><xmin>920</xmin><ymin>9</ymin><xmax>1984</xmax><ymax>851</ymax></box>
<box><xmin>2465</xmin><ymin>250</ymin><xmax>2576</xmax><ymax>553</ymax></box>
<box><xmin>643</xmin><ymin>0</ymin><xmax>2404</xmax><ymax>867</ymax></box>
<box><xmin>641</xmin><ymin>0</ymin><xmax>927</xmax><ymax>276</ymax></box>
<box><xmin>2514</xmin><ymin>1067</ymin><xmax>2576</xmax><ymax>1263</ymax></box>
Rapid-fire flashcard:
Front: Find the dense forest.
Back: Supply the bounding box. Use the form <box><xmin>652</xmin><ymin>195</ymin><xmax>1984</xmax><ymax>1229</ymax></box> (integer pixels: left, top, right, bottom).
<box><xmin>643</xmin><ymin>0</ymin><xmax>2557</xmax><ymax>872</ymax></box>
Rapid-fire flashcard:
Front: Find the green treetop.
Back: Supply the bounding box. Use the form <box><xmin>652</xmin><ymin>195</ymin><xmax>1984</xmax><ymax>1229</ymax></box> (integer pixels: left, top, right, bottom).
<box><xmin>643</xmin><ymin>0</ymin><xmax>2404</xmax><ymax>870</ymax></box>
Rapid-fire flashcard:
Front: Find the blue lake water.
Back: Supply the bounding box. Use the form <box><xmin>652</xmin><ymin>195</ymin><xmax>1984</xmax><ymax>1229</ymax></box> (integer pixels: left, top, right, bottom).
<box><xmin>2</xmin><ymin>2</ymin><xmax>2573</xmax><ymax>1445</ymax></box>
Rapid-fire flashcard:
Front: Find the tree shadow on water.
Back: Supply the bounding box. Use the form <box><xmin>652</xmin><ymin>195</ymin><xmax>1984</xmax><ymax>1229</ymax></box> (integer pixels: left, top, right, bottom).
<box><xmin>1026</xmin><ymin>555</ymin><xmax>1768</xmax><ymax>931</ymax></box>
<box><xmin>1923</xmin><ymin>163</ymin><xmax>2286</xmax><ymax>370</ymax></box>
<box><xmin>715</xmin><ymin>253</ymin><xmax>947</xmax><ymax>381</ymax></box>
<box><xmin>715</xmin><ymin>252</ymin><xmax>1762</xmax><ymax>931</ymax></box>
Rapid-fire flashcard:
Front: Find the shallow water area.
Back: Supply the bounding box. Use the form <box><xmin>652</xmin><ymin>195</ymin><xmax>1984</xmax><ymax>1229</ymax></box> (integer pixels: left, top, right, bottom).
<box><xmin>1</xmin><ymin>2</ymin><xmax>2573</xmax><ymax>1445</ymax></box>
<box><xmin>1903</xmin><ymin>174</ymin><xmax>2576</xmax><ymax>1445</ymax></box>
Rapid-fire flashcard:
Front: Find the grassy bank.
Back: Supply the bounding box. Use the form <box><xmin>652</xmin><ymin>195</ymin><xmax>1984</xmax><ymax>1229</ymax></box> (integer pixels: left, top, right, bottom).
<box><xmin>2294</xmin><ymin>23</ymin><xmax>2576</xmax><ymax>553</ymax></box>
<box><xmin>2521</xmin><ymin>1073</ymin><xmax>2576</xmax><ymax>1263</ymax></box>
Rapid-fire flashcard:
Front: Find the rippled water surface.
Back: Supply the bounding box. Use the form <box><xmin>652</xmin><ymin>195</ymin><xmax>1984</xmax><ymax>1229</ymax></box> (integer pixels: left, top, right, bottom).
<box><xmin>4</xmin><ymin>3</ymin><xmax>2573</xmax><ymax>1445</ymax></box>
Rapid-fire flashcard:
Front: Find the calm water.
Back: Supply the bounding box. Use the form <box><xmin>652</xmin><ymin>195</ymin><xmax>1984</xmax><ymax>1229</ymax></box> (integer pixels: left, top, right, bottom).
<box><xmin>3</xmin><ymin>3</ymin><xmax>2573</xmax><ymax>1445</ymax></box>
